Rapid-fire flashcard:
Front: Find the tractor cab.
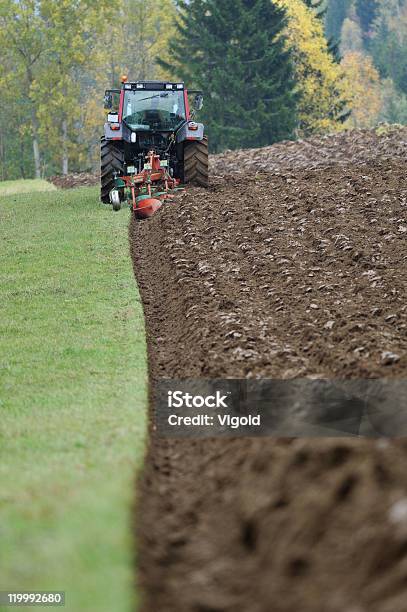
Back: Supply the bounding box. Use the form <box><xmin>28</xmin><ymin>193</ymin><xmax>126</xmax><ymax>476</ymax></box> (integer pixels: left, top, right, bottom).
<box><xmin>103</xmin><ymin>80</ymin><xmax>203</xmax><ymax>132</ymax></box>
<box><xmin>122</xmin><ymin>84</ymin><xmax>186</xmax><ymax>132</ymax></box>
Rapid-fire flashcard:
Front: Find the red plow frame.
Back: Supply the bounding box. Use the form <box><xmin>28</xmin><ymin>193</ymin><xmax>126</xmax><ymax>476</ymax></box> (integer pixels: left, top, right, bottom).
<box><xmin>114</xmin><ymin>151</ymin><xmax>183</xmax><ymax>219</ymax></box>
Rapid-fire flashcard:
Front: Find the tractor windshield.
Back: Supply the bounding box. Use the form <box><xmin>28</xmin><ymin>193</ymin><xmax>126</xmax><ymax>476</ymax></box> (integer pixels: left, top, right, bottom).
<box><xmin>123</xmin><ymin>90</ymin><xmax>186</xmax><ymax>131</ymax></box>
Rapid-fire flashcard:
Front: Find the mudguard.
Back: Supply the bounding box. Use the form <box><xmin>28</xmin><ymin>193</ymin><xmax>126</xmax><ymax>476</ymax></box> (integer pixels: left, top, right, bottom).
<box><xmin>104</xmin><ymin>122</ymin><xmax>123</xmax><ymax>140</ymax></box>
<box><xmin>176</xmin><ymin>122</ymin><xmax>205</xmax><ymax>143</ymax></box>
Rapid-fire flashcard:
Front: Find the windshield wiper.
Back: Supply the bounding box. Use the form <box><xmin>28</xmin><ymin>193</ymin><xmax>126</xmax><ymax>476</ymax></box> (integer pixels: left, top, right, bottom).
<box><xmin>136</xmin><ymin>92</ymin><xmax>170</xmax><ymax>102</ymax></box>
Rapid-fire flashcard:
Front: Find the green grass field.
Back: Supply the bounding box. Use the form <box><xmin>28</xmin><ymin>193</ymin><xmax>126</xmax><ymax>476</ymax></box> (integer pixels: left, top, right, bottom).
<box><xmin>0</xmin><ymin>183</ymin><xmax>147</xmax><ymax>611</ymax></box>
<box><xmin>0</xmin><ymin>179</ymin><xmax>57</xmax><ymax>196</ymax></box>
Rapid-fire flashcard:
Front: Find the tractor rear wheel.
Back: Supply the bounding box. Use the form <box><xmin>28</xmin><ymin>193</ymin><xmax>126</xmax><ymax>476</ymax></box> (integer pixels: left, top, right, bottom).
<box><xmin>183</xmin><ymin>137</ymin><xmax>208</xmax><ymax>188</ymax></box>
<box><xmin>100</xmin><ymin>137</ymin><xmax>124</xmax><ymax>203</ymax></box>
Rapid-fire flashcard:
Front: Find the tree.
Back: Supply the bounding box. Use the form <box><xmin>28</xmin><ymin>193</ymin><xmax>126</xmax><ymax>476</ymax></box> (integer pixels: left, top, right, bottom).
<box><xmin>355</xmin><ymin>0</ymin><xmax>379</xmax><ymax>36</ymax></box>
<box><xmin>303</xmin><ymin>0</ymin><xmax>325</xmax><ymax>18</ymax></box>
<box><xmin>325</xmin><ymin>0</ymin><xmax>352</xmax><ymax>42</ymax></box>
<box><xmin>369</xmin><ymin>1</ymin><xmax>407</xmax><ymax>95</ymax></box>
<box><xmin>0</xmin><ymin>0</ymin><xmax>117</xmax><ymax>177</ymax></box>
<box><xmin>0</xmin><ymin>0</ymin><xmax>181</xmax><ymax>179</ymax></box>
<box><xmin>101</xmin><ymin>0</ymin><xmax>177</xmax><ymax>88</ymax></box>
<box><xmin>161</xmin><ymin>0</ymin><xmax>298</xmax><ymax>152</ymax></box>
<box><xmin>0</xmin><ymin>0</ymin><xmax>47</xmax><ymax>177</ymax></box>
<box><xmin>0</xmin><ymin>58</ymin><xmax>35</xmax><ymax>179</ymax></box>
<box><xmin>276</xmin><ymin>0</ymin><xmax>349</xmax><ymax>135</ymax></box>
<box><xmin>379</xmin><ymin>78</ymin><xmax>407</xmax><ymax>124</ymax></box>
<box><xmin>340</xmin><ymin>16</ymin><xmax>364</xmax><ymax>54</ymax></box>
<box><xmin>304</xmin><ymin>0</ymin><xmax>342</xmax><ymax>63</ymax></box>
<box><xmin>341</xmin><ymin>50</ymin><xmax>382</xmax><ymax>127</ymax></box>
<box><xmin>36</xmin><ymin>0</ymin><xmax>116</xmax><ymax>174</ymax></box>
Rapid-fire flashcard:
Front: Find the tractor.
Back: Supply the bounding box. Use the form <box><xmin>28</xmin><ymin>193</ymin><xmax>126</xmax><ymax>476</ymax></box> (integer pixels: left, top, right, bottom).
<box><xmin>101</xmin><ymin>77</ymin><xmax>208</xmax><ymax>217</ymax></box>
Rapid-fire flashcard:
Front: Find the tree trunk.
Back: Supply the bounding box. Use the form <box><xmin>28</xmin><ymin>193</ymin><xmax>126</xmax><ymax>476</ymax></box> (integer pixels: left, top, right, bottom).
<box><xmin>31</xmin><ymin>109</ymin><xmax>42</xmax><ymax>179</ymax></box>
<box><xmin>62</xmin><ymin>119</ymin><xmax>68</xmax><ymax>175</ymax></box>
<box><xmin>20</xmin><ymin>139</ymin><xmax>26</xmax><ymax>178</ymax></box>
<box><xmin>0</xmin><ymin>127</ymin><xmax>4</xmax><ymax>180</ymax></box>
<box><xmin>27</xmin><ymin>67</ymin><xmax>42</xmax><ymax>179</ymax></box>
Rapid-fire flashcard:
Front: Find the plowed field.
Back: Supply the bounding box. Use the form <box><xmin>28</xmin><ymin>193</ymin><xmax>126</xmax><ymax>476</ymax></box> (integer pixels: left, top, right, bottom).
<box><xmin>131</xmin><ymin>127</ymin><xmax>407</xmax><ymax>612</ymax></box>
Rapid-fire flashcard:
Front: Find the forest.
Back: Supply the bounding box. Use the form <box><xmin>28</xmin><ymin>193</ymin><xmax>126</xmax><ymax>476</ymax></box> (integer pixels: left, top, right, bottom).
<box><xmin>0</xmin><ymin>0</ymin><xmax>405</xmax><ymax>179</ymax></box>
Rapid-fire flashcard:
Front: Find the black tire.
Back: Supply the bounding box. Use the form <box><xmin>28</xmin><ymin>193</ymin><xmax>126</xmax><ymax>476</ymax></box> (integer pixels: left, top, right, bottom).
<box><xmin>183</xmin><ymin>137</ymin><xmax>208</xmax><ymax>187</ymax></box>
<box><xmin>100</xmin><ymin>137</ymin><xmax>124</xmax><ymax>203</ymax></box>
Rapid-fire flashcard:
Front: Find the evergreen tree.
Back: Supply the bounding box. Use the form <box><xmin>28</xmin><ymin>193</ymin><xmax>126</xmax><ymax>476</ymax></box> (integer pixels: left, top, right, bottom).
<box><xmin>325</xmin><ymin>0</ymin><xmax>352</xmax><ymax>42</ymax></box>
<box><xmin>161</xmin><ymin>0</ymin><xmax>298</xmax><ymax>152</ymax></box>
<box><xmin>370</xmin><ymin>15</ymin><xmax>407</xmax><ymax>95</ymax></box>
<box><xmin>355</xmin><ymin>0</ymin><xmax>379</xmax><ymax>36</ymax></box>
<box><xmin>303</xmin><ymin>0</ymin><xmax>325</xmax><ymax>19</ymax></box>
<box><xmin>304</xmin><ymin>0</ymin><xmax>341</xmax><ymax>63</ymax></box>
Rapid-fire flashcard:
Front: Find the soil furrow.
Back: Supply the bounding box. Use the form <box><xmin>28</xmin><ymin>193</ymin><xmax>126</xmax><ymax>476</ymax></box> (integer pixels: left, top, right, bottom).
<box><xmin>131</xmin><ymin>139</ymin><xmax>407</xmax><ymax>611</ymax></box>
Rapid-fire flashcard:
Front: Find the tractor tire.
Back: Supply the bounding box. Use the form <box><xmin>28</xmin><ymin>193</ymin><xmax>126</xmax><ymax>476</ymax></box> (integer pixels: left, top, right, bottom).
<box><xmin>100</xmin><ymin>137</ymin><xmax>124</xmax><ymax>204</ymax></box>
<box><xmin>183</xmin><ymin>137</ymin><xmax>209</xmax><ymax>188</ymax></box>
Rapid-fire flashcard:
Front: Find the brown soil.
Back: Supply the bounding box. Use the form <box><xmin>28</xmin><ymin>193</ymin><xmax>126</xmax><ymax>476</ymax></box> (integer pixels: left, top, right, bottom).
<box><xmin>49</xmin><ymin>171</ymin><xmax>99</xmax><ymax>189</ymax></box>
<box><xmin>211</xmin><ymin>126</ymin><xmax>407</xmax><ymax>175</ymax></box>
<box><xmin>131</xmin><ymin>129</ymin><xmax>407</xmax><ymax>612</ymax></box>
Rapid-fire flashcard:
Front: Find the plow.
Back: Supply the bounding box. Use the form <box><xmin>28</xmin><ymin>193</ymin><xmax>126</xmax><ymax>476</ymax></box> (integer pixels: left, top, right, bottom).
<box><xmin>111</xmin><ymin>150</ymin><xmax>184</xmax><ymax>218</ymax></box>
<box><xmin>101</xmin><ymin>77</ymin><xmax>208</xmax><ymax>218</ymax></box>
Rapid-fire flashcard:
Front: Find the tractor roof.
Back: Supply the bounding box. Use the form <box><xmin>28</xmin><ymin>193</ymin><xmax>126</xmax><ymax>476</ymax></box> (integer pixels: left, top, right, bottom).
<box><xmin>122</xmin><ymin>80</ymin><xmax>185</xmax><ymax>91</ymax></box>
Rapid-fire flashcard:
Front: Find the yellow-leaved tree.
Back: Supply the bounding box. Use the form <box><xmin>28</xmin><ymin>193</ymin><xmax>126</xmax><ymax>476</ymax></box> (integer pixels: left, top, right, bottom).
<box><xmin>0</xmin><ymin>0</ymin><xmax>176</xmax><ymax>177</ymax></box>
<box><xmin>89</xmin><ymin>0</ymin><xmax>177</xmax><ymax>169</ymax></box>
<box><xmin>35</xmin><ymin>0</ymin><xmax>118</xmax><ymax>174</ymax></box>
<box><xmin>341</xmin><ymin>51</ymin><xmax>382</xmax><ymax>128</ymax></box>
<box><xmin>0</xmin><ymin>0</ymin><xmax>48</xmax><ymax>177</ymax></box>
<box><xmin>275</xmin><ymin>0</ymin><xmax>349</xmax><ymax>135</ymax></box>
<box><xmin>0</xmin><ymin>0</ymin><xmax>118</xmax><ymax>176</ymax></box>
<box><xmin>99</xmin><ymin>0</ymin><xmax>177</xmax><ymax>88</ymax></box>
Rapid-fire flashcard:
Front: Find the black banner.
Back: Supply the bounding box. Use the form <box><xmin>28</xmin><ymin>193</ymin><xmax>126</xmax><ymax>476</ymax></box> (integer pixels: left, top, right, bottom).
<box><xmin>153</xmin><ymin>379</ymin><xmax>407</xmax><ymax>437</ymax></box>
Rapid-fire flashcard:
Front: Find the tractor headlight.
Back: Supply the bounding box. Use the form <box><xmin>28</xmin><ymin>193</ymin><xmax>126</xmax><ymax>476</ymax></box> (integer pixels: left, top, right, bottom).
<box><xmin>131</xmin><ymin>132</ymin><xmax>137</xmax><ymax>143</ymax></box>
